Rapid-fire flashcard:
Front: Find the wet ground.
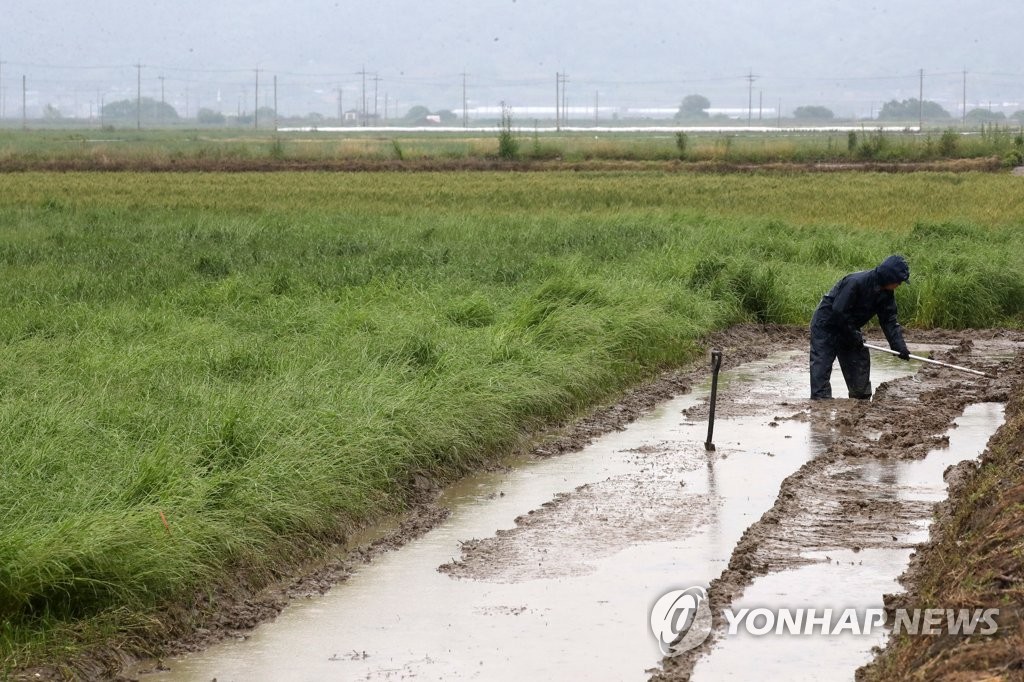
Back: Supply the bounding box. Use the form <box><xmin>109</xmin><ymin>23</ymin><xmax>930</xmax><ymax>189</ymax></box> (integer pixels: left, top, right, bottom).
<box><xmin>123</xmin><ymin>328</ymin><xmax>1023</xmax><ymax>682</ymax></box>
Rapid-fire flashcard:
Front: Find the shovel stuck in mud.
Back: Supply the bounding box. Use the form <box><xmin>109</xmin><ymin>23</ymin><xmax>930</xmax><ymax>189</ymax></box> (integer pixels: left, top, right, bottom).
<box><xmin>705</xmin><ymin>349</ymin><xmax>723</xmax><ymax>451</ymax></box>
<box><xmin>864</xmin><ymin>343</ymin><xmax>996</xmax><ymax>379</ymax></box>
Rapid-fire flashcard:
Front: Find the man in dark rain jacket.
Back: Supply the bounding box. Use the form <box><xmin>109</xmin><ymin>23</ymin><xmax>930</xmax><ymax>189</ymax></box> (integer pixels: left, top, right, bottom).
<box><xmin>810</xmin><ymin>255</ymin><xmax>911</xmax><ymax>400</ymax></box>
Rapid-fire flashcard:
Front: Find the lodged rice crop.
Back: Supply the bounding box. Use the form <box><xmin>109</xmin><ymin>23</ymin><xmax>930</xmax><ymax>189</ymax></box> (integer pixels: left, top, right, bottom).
<box><xmin>1</xmin><ymin>169</ymin><xmax>1023</xmax><ymax>668</ymax></box>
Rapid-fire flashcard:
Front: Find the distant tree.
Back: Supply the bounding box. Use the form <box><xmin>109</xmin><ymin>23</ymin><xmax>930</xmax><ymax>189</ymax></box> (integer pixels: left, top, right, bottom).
<box><xmin>793</xmin><ymin>105</ymin><xmax>835</xmax><ymax>120</ymax></box>
<box><xmin>306</xmin><ymin>112</ymin><xmax>325</xmax><ymax>122</ymax></box>
<box><xmin>102</xmin><ymin>97</ymin><xmax>179</xmax><ymax>122</ymax></box>
<box><xmin>1011</xmin><ymin>110</ymin><xmax>1024</xmax><ymax>123</ymax></box>
<box><xmin>965</xmin><ymin>108</ymin><xmax>1006</xmax><ymax>123</ymax></box>
<box><xmin>43</xmin><ymin>103</ymin><xmax>62</xmax><ymax>120</ymax></box>
<box><xmin>404</xmin><ymin>105</ymin><xmax>431</xmax><ymax>123</ymax></box>
<box><xmin>675</xmin><ymin>94</ymin><xmax>710</xmax><ymax>120</ymax></box>
<box><xmin>878</xmin><ymin>98</ymin><xmax>950</xmax><ymax>121</ymax></box>
<box><xmin>196</xmin><ymin>108</ymin><xmax>226</xmax><ymax>124</ymax></box>
<box><xmin>256</xmin><ymin>106</ymin><xmax>277</xmax><ymax>123</ymax></box>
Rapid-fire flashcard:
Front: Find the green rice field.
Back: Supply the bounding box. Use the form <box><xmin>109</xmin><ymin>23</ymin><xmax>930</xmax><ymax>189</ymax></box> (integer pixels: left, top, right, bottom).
<box><xmin>2</xmin><ymin>169</ymin><xmax>1024</xmax><ymax>669</ymax></box>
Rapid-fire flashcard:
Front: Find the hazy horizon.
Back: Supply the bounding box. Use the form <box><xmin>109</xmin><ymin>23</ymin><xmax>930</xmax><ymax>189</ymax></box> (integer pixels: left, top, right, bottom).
<box><xmin>2</xmin><ymin>0</ymin><xmax>1021</xmax><ymax>121</ymax></box>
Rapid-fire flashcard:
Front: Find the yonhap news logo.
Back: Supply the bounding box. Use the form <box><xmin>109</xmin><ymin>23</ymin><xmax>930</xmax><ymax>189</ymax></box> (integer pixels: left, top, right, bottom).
<box><xmin>650</xmin><ymin>586</ymin><xmax>999</xmax><ymax>656</ymax></box>
<box><xmin>649</xmin><ymin>587</ymin><xmax>713</xmax><ymax>656</ymax></box>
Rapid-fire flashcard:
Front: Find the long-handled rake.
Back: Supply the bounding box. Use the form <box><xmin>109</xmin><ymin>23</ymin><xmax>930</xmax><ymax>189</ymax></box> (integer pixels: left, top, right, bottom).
<box><xmin>864</xmin><ymin>343</ymin><xmax>996</xmax><ymax>379</ymax></box>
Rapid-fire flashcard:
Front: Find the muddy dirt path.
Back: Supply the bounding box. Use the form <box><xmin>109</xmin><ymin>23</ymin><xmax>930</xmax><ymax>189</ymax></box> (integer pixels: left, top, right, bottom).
<box><xmin>654</xmin><ymin>333</ymin><xmax>1024</xmax><ymax>681</ymax></box>
<box><xmin>53</xmin><ymin>325</ymin><xmax>1022</xmax><ymax>681</ymax></box>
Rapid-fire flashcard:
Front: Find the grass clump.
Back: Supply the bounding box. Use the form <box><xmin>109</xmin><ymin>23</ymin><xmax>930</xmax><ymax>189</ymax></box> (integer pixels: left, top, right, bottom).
<box><xmin>496</xmin><ymin>105</ymin><xmax>519</xmax><ymax>160</ymax></box>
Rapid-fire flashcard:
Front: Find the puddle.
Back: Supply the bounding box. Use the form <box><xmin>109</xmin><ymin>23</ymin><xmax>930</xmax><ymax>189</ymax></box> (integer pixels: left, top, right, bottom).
<box><xmin>690</xmin><ymin>402</ymin><xmax>1005</xmax><ymax>681</ymax></box>
<box><xmin>135</xmin><ymin>351</ymin><xmax>923</xmax><ymax>681</ymax></box>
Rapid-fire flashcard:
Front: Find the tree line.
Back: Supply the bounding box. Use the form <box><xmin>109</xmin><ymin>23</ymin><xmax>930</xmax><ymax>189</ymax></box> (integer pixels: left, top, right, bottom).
<box><xmin>675</xmin><ymin>94</ymin><xmax>1024</xmax><ymax>123</ymax></box>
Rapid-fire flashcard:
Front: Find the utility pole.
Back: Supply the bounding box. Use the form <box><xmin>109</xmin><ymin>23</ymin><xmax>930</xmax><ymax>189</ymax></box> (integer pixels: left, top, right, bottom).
<box><xmin>337</xmin><ymin>85</ymin><xmax>343</xmax><ymax>123</ymax></box>
<box><xmin>372</xmin><ymin>73</ymin><xmax>381</xmax><ymax>125</ymax></box>
<box><xmin>273</xmin><ymin>76</ymin><xmax>278</xmax><ymax>129</ymax></box>
<box><xmin>918</xmin><ymin>68</ymin><xmax>924</xmax><ymax>131</ymax></box>
<box><xmin>358</xmin><ymin>66</ymin><xmax>368</xmax><ymax>126</ymax></box>
<box><xmin>554</xmin><ymin>73</ymin><xmax>569</xmax><ymax>129</ymax></box>
<box><xmin>962</xmin><ymin>68</ymin><xmax>967</xmax><ymax>127</ymax></box>
<box><xmin>254</xmin><ymin>68</ymin><xmax>260</xmax><ymax>129</ymax></box>
<box><xmin>460</xmin><ymin>72</ymin><xmax>466</xmax><ymax>127</ymax></box>
<box><xmin>562</xmin><ymin>73</ymin><xmax>569</xmax><ymax>126</ymax></box>
<box><xmin>136</xmin><ymin>62</ymin><xmax>142</xmax><ymax>130</ymax></box>
<box><xmin>758</xmin><ymin>90</ymin><xmax>763</xmax><ymax>121</ymax></box>
<box><xmin>746</xmin><ymin>70</ymin><xmax>757</xmax><ymax>126</ymax></box>
<box><xmin>555</xmin><ymin>72</ymin><xmax>560</xmax><ymax>130</ymax></box>
<box><xmin>461</xmin><ymin>72</ymin><xmax>468</xmax><ymax>127</ymax></box>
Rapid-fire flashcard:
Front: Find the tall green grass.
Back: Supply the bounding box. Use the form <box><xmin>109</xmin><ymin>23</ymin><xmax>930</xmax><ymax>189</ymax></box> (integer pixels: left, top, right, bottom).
<box><xmin>1</xmin><ymin>170</ymin><xmax>1023</xmax><ymax>669</ymax></box>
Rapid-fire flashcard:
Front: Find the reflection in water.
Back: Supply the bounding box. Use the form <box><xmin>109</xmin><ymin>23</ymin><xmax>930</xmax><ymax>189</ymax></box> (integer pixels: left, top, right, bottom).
<box><xmin>692</xmin><ymin>402</ymin><xmax>1005</xmax><ymax>682</ymax></box>
<box><xmin>134</xmin><ymin>352</ymin><xmax>930</xmax><ymax>682</ymax></box>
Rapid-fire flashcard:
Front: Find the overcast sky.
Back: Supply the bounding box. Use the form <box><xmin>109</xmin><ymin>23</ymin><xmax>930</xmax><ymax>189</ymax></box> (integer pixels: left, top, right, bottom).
<box><xmin>2</xmin><ymin>0</ymin><xmax>1021</xmax><ymax>119</ymax></box>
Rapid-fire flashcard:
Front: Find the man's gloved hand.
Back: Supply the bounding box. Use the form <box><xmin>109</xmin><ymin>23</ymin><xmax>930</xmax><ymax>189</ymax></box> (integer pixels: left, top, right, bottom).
<box><xmin>897</xmin><ymin>347</ymin><xmax>911</xmax><ymax>361</ymax></box>
<box><xmin>848</xmin><ymin>330</ymin><xmax>865</xmax><ymax>349</ymax></box>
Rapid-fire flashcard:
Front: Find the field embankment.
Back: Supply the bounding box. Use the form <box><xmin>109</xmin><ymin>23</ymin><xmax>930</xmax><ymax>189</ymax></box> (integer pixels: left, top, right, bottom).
<box><xmin>1</xmin><ymin>127</ymin><xmax>1022</xmax><ymax>171</ymax></box>
<box><xmin>1</xmin><ymin>170</ymin><xmax>1024</xmax><ymax>676</ymax></box>
<box><xmin>859</xmin><ymin>360</ymin><xmax>1024</xmax><ymax>680</ymax></box>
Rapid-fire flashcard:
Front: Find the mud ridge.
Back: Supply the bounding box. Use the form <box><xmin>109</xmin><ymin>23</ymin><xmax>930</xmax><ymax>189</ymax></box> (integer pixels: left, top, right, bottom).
<box><xmin>858</xmin><ymin>351</ymin><xmax>1024</xmax><ymax>681</ymax></box>
<box><xmin>0</xmin><ymin>156</ymin><xmax>1003</xmax><ymax>174</ymax></box>
<box><xmin>652</xmin><ymin>332</ymin><xmax>1024</xmax><ymax>681</ymax></box>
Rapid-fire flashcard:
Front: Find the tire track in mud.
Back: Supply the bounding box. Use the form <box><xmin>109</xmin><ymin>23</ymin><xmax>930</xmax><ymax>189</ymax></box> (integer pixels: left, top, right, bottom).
<box><xmin>653</xmin><ymin>336</ymin><xmax>1024</xmax><ymax>681</ymax></box>
<box><xmin>439</xmin><ymin>456</ymin><xmax>714</xmax><ymax>582</ymax></box>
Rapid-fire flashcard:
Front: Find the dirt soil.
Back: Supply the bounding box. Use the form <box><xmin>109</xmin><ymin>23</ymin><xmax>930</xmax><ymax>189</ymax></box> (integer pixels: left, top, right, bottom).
<box><xmin>652</xmin><ymin>330</ymin><xmax>1024</xmax><ymax>681</ymax></box>
<box><xmin>14</xmin><ymin>325</ymin><xmax>1024</xmax><ymax>681</ymax></box>
<box><xmin>859</xmin><ymin>362</ymin><xmax>1024</xmax><ymax>680</ymax></box>
<box><xmin>0</xmin><ymin>156</ymin><xmax>1004</xmax><ymax>174</ymax></box>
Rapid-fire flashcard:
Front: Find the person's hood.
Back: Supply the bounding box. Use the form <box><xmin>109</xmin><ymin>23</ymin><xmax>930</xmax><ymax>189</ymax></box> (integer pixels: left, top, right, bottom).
<box><xmin>875</xmin><ymin>255</ymin><xmax>910</xmax><ymax>285</ymax></box>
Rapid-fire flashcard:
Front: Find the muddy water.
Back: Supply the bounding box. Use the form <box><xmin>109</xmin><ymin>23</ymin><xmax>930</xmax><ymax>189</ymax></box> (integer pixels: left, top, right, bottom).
<box><xmin>143</xmin><ymin>352</ymin><xmax>919</xmax><ymax>682</ymax></box>
<box><xmin>690</xmin><ymin>402</ymin><xmax>1006</xmax><ymax>681</ymax></box>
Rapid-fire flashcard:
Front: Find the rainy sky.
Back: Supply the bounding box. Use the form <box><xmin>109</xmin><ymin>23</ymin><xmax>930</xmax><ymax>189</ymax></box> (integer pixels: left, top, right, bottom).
<box><xmin>2</xmin><ymin>0</ymin><xmax>1020</xmax><ymax>118</ymax></box>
